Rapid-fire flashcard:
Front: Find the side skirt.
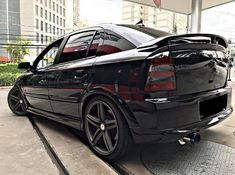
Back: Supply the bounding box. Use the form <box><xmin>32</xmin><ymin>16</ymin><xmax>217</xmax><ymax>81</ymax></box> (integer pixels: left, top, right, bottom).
<box><xmin>27</xmin><ymin>107</ymin><xmax>82</xmax><ymax>130</ymax></box>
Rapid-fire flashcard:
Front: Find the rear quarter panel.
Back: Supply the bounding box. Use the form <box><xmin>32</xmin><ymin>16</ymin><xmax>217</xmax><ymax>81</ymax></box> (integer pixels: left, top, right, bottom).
<box><xmin>90</xmin><ymin>50</ymin><xmax>150</xmax><ymax>100</ymax></box>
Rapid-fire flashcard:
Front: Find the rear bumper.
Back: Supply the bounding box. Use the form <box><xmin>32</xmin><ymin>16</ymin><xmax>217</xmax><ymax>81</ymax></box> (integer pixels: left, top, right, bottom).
<box><xmin>131</xmin><ymin>107</ymin><xmax>232</xmax><ymax>143</ymax></box>
<box><xmin>126</xmin><ymin>86</ymin><xmax>233</xmax><ymax>143</ymax></box>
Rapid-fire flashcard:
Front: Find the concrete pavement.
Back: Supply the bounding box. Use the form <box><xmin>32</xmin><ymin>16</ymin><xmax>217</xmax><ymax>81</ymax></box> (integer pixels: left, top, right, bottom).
<box><xmin>0</xmin><ymin>88</ymin><xmax>59</xmax><ymax>175</ymax></box>
<box><xmin>33</xmin><ymin>117</ymin><xmax>117</xmax><ymax>175</ymax></box>
<box><xmin>0</xmin><ymin>88</ymin><xmax>117</xmax><ymax>175</ymax></box>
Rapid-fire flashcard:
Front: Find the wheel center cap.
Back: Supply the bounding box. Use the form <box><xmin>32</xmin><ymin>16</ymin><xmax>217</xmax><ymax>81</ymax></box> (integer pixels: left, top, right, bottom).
<box><xmin>19</xmin><ymin>100</ymin><xmax>23</xmax><ymax>104</ymax></box>
<box><xmin>100</xmin><ymin>123</ymin><xmax>105</xmax><ymax>131</ymax></box>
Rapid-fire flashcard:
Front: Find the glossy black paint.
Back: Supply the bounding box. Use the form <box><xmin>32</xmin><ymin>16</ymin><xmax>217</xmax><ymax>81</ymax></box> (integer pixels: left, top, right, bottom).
<box><xmin>15</xmin><ymin>24</ymin><xmax>232</xmax><ymax>143</ymax></box>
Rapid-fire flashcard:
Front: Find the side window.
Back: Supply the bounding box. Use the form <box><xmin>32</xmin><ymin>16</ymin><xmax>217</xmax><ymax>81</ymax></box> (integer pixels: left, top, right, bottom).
<box><xmin>37</xmin><ymin>40</ymin><xmax>62</xmax><ymax>69</ymax></box>
<box><xmin>98</xmin><ymin>30</ymin><xmax>135</xmax><ymax>56</ymax></box>
<box><xmin>59</xmin><ymin>31</ymin><xmax>96</xmax><ymax>63</ymax></box>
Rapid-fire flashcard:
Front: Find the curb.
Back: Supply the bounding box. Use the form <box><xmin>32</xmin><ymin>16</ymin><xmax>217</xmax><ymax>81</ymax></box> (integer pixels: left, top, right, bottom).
<box><xmin>0</xmin><ymin>86</ymin><xmax>12</xmax><ymax>89</ymax></box>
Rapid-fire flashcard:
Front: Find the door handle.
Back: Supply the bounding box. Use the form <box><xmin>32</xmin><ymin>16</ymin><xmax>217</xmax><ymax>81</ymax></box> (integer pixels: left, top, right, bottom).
<box><xmin>39</xmin><ymin>79</ymin><xmax>47</xmax><ymax>85</ymax></box>
<box><xmin>74</xmin><ymin>74</ymin><xmax>88</xmax><ymax>80</ymax></box>
<box><xmin>74</xmin><ymin>75</ymin><xmax>80</xmax><ymax>80</ymax></box>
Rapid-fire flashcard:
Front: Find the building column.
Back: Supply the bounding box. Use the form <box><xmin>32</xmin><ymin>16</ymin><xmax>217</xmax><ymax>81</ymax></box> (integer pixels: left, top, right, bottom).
<box><xmin>190</xmin><ymin>0</ymin><xmax>202</xmax><ymax>33</ymax></box>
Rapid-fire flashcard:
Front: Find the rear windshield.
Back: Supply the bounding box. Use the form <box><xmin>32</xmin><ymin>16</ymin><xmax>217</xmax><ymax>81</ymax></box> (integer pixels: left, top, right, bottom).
<box><xmin>117</xmin><ymin>24</ymin><xmax>170</xmax><ymax>46</ymax></box>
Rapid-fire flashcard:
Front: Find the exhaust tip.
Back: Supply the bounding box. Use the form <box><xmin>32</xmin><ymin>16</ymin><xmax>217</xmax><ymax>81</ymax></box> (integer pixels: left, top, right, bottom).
<box><xmin>178</xmin><ymin>139</ymin><xmax>186</xmax><ymax>145</ymax></box>
<box><xmin>178</xmin><ymin>132</ymin><xmax>201</xmax><ymax>145</ymax></box>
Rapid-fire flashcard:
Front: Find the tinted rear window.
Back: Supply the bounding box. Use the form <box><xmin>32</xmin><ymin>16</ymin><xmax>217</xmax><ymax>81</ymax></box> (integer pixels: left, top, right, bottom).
<box><xmin>117</xmin><ymin>24</ymin><xmax>170</xmax><ymax>46</ymax></box>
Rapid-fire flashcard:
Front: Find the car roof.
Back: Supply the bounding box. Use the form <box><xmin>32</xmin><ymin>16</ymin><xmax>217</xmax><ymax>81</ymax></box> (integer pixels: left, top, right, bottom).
<box><xmin>55</xmin><ymin>23</ymin><xmax>171</xmax><ymax>47</ymax></box>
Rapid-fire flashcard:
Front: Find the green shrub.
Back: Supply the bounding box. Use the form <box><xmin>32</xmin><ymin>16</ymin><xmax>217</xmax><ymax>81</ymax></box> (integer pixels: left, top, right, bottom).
<box><xmin>0</xmin><ymin>63</ymin><xmax>21</xmax><ymax>86</ymax></box>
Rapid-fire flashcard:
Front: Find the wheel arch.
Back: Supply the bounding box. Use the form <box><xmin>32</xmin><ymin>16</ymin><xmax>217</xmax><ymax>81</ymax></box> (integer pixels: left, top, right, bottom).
<box><xmin>80</xmin><ymin>89</ymin><xmax>138</xmax><ymax>131</ymax></box>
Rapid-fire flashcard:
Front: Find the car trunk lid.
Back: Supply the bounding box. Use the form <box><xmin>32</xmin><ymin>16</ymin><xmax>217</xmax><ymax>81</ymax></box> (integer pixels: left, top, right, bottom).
<box><xmin>141</xmin><ymin>34</ymin><xmax>228</xmax><ymax>95</ymax></box>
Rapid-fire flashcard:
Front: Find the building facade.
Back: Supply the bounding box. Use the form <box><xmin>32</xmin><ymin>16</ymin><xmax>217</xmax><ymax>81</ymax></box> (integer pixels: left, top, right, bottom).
<box><xmin>122</xmin><ymin>1</ymin><xmax>188</xmax><ymax>34</ymax></box>
<box><xmin>20</xmin><ymin>0</ymin><xmax>70</xmax><ymax>60</ymax></box>
<box><xmin>73</xmin><ymin>0</ymin><xmax>80</xmax><ymax>28</ymax></box>
<box><xmin>0</xmin><ymin>0</ymin><xmax>21</xmax><ymax>60</ymax></box>
<box><xmin>0</xmin><ymin>0</ymin><xmax>79</xmax><ymax>61</ymax></box>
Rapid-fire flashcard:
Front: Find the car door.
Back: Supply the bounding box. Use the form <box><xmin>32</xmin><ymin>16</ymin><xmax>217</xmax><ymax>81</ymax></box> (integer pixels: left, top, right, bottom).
<box><xmin>23</xmin><ymin>39</ymin><xmax>63</xmax><ymax>112</ymax></box>
<box><xmin>48</xmin><ymin>29</ymin><xmax>104</xmax><ymax>121</ymax></box>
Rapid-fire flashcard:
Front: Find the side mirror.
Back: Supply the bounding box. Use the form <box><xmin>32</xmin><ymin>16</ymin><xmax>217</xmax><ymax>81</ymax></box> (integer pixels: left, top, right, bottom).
<box><xmin>18</xmin><ymin>62</ymin><xmax>31</xmax><ymax>70</ymax></box>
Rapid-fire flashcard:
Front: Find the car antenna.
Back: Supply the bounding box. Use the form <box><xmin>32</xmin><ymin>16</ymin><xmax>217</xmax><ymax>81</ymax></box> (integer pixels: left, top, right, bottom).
<box><xmin>136</xmin><ymin>19</ymin><xmax>144</xmax><ymax>26</ymax></box>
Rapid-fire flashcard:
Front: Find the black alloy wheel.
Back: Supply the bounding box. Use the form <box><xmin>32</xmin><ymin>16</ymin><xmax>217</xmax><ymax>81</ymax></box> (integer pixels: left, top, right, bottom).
<box><xmin>8</xmin><ymin>86</ymin><xmax>28</xmax><ymax>116</ymax></box>
<box><xmin>84</xmin><ymin>96</ymin><xmax>130</xmax><ymax>160</ymax></box>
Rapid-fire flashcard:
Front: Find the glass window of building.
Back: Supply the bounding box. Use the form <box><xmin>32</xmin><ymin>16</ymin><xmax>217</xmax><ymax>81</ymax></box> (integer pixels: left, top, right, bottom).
<box><xmin>41</xmin><ymin>34</ymin><xmax>44</xmax><ymax>43</ymax></box>
<box><xmin>49</xmin><ymin>0</ymin><xmax>51</xmax><ymax>9</ymax></box>
<box><xmin>56</xmin><ymin>4</ymin><xmax>59</xmax><ymax>13</ymax></box>
<box><xmin>45</xmin><ymin>10</ymin><xmax>47</xmax><ymax>20</ymax></box>
<box><xmin>36</xmin><ymin>19</ymin><xmax>39</xmax><ymax>29</ymax></box>
<box><xmin>60</xmin><ymin>18</ymin><xmax>62</xmax><ymax>26</ymax></box>
<box><xmin>36</xmin><ymin>33</ymin><xmax>39</xmax><ymax>43</ymax></box>
<box><xmin>45</xmin><ymin>23</ymin><xmax>48</xmax><ymax>32</ymax></box>
<box><xmin>40</xmin><ymin>7</ymin><xmax>43</xmax><ymax>18</ymax></box>
<box><xmin>41</xmin><ymin>21</ymin><xmax>43</xmax><ymax>31</ymax></box>
<box><xmin>53</xmin><ymin>14</ymin><xmax>55</xmax><ymax>23</ymax></box>
<box><xmin>49</xmin><ymin>12</ymin><xmax>51</xmax><ymax>21</ymax></box>
<box><xmin>60</xmin><ymin>6</ymin><xmax>62</xmax><ymax>15</ymax></box>
<box><xmin>35</xmin><ymin>5</ymin><xmax>38</xmax><ymax>15</ymax></box>
<box><xmin>57</xmin><ymin>16</ymin><xmax>59</xmax><ymax>25</ymax></box>
<box><xmin>53</xmin><ymin>2</ymin><xmax>55</xmax><ymax>11</ymax></box>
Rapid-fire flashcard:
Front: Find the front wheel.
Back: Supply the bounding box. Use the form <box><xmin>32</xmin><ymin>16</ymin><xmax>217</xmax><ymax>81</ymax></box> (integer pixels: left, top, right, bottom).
<box><xmin>8</xmin><ymin>86</ymin><xmax>28</xmax><ymax>116</ymax></box>
<box><xmin>84</xmin><ymin>96</ymin><xmax>130</xmax><ymax>160</ymax></box>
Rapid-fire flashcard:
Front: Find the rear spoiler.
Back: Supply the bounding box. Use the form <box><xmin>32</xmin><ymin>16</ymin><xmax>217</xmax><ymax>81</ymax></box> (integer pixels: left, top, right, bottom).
<box><xmin>138</xmin><ymin>33</ymin><xmax>228</xmax><ymax>50</ymax></box>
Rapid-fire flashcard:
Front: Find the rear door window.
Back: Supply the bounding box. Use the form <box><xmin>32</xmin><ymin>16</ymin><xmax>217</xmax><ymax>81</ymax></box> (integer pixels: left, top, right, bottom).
<box><xmin>59</xmin><ymin>31</ymin><xmax>96</xmax><ymax>63</ymax></box>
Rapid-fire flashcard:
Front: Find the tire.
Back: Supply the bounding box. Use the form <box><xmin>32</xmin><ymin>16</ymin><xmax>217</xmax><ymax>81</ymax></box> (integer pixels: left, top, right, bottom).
<box><xmin>8</xmin><ymin>86</ymin><xmax>28</xmax><ymax>116</ymax></box>
<box><xmin>84</xmin><ymin>96</ymin><xmax>130</xmax><ymax>160</ymax></box>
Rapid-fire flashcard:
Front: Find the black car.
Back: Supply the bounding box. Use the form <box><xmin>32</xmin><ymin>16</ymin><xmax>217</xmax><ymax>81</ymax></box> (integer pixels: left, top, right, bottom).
<box><xmin>8</xmin><ymin>24</ymin><xmax>232</xmax><ymax>160</ymax></box>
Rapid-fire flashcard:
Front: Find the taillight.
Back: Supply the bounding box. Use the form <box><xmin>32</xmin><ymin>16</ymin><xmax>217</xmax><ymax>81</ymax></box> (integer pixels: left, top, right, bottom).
<box><xmin>145</xmin><ymin>56</ymin><xmax>176</xmax><ymax>91</ymax></box>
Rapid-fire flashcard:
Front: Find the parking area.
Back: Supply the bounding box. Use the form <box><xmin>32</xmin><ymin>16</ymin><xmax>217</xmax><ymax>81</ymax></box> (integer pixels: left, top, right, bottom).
<box><xmin>1</xmin><ymin>80</ymin><xmax>235</xmax><ymax>175</ymax></box>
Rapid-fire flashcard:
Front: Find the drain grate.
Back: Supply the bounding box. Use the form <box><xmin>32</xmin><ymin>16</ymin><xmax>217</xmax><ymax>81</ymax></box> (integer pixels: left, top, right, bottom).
<box><xmin>142</xmin><ymin>141</ymin><xmax>235</xmax><ymax>175</ymax></box>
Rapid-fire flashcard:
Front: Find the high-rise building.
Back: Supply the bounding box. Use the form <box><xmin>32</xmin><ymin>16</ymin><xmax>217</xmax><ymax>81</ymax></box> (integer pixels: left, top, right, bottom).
<box><xmin>0</xmin><ymin>0</ymin><xmax>21</xmax><ymax>60</ymax></box>
<box><xmin>0</xmin><ymin>0</ymin><xmax>80</xmax><ymax>61</ymax></box>
<box><xmin>20</xmin><ymin>0</ymin><xmax>69</xmax><ymax>59</ymax></box>
<box><xmin>64</xmin><ymin>0</ymin><xmax>80</xmax><ymax>33</ymax></box>
<box><xmin>73</xmin><ymin>0</ymin><xmax>80</xmax><ymax>28</ymax></box>
<box><xmin>122</xmin><ymin>1</ymin><xmax>188</xmax><ymax>34</ymax></box>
